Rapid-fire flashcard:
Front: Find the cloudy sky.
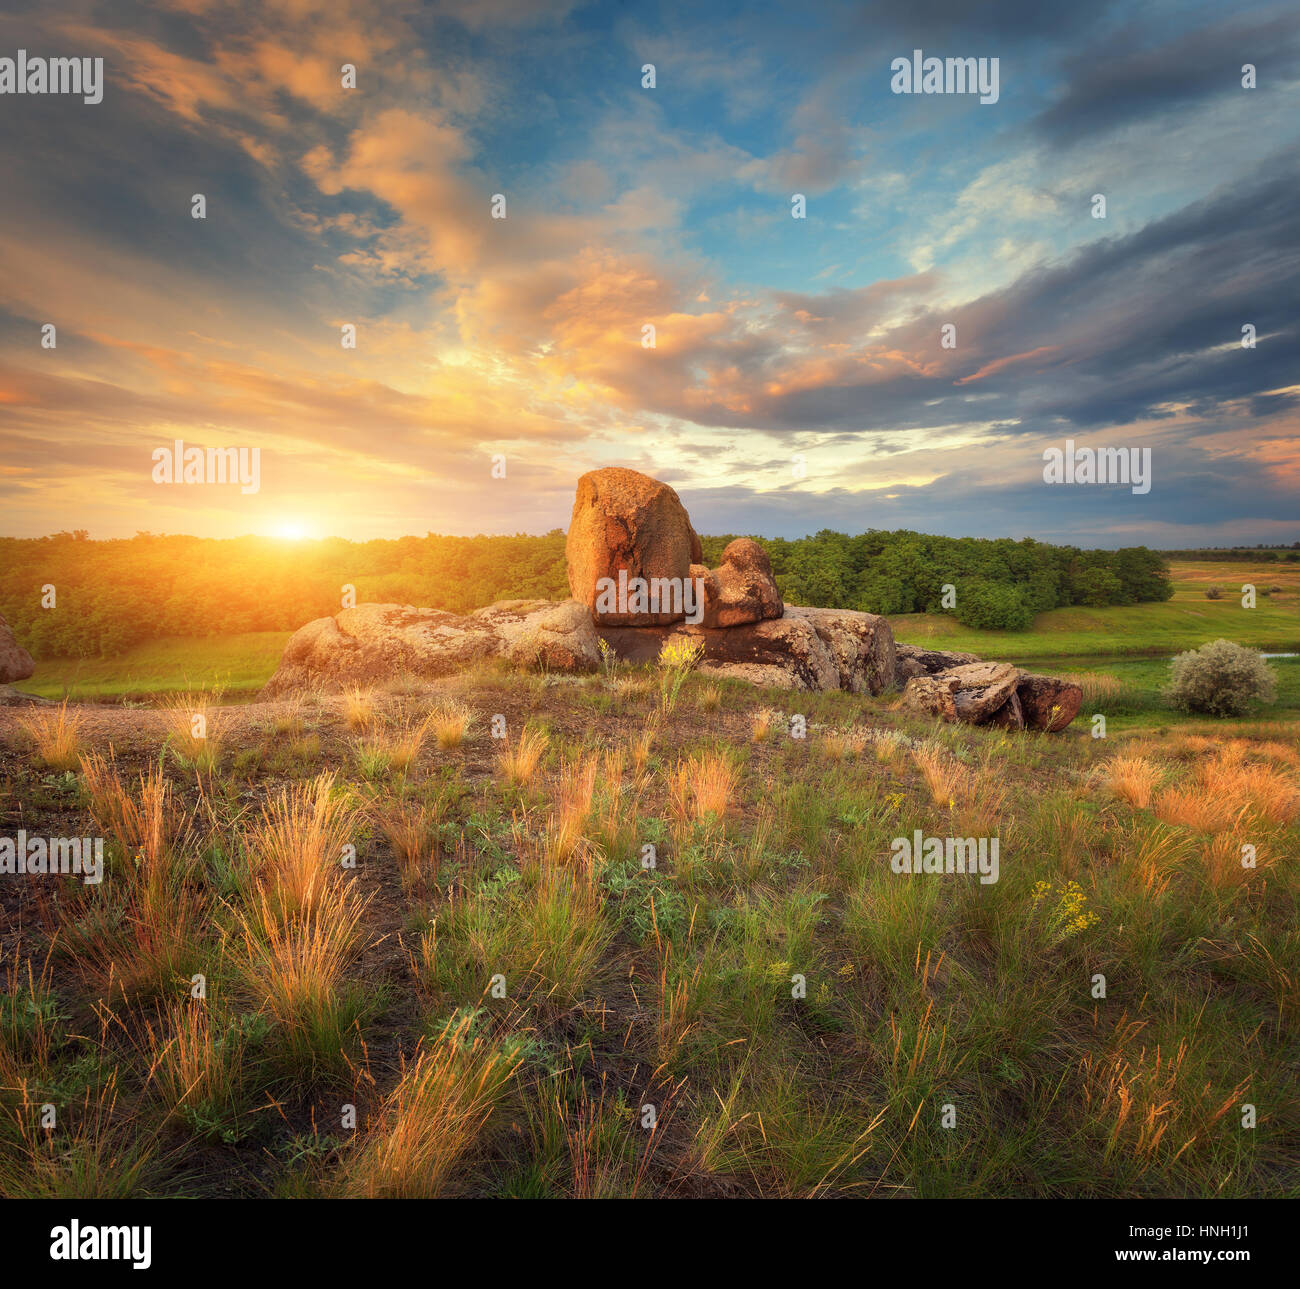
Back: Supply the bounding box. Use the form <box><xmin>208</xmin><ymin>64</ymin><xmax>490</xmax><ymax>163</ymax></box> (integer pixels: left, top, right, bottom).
<box><xmin>1</xmin><ymin>0</ymin><xmax>1297</xmax><ymax>546</ymax></box>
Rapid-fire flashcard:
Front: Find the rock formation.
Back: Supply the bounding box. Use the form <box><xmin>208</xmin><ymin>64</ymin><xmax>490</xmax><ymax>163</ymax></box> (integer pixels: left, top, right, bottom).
<box><xmin>695</xmin><ymin>538</ymin><xmax>784</xmax><ymax>628</ymax></box>
<box><xmin>597</xmin><ymin>604</ymin><xmax>895</xmax><ymax>695</ymax></box>
<box><xmin>0</xmin><ymin>612</ymin><xmax>35</xmax><ymax>685</ymax></box>
<box><xmin>566</xmin><ymin>468</ymin><xmax>703</xmax><ymax>625</ymax></box>
<box><xmin>260</xmin><ymin>469</ymin><xmax>1081</xmax><ymax>732</ymax></box>
<box><xmin>900</xmin><ymin>661</ymin><xmax>1081</xmax><ymax>732</ymax></box>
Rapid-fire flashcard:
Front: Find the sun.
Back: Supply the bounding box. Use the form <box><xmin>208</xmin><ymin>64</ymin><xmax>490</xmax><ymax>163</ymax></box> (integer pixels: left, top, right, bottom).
<box><xmin>276</xmin><ymin>522</ymin><xmax>307</xmax><ymax>540</ymax></box>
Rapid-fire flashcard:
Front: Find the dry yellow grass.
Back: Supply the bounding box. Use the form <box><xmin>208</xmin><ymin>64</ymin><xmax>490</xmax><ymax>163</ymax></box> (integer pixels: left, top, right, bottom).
<box><xmin>911</xmin><ymin>744</ymin><xmax>968</xmax><ymax>808</ymax></box>
<box><xmin>246</xmin><ymin>772</ymin><xmax>357</xmax><ymax>920</ymax></box>
<box><xmin>873</xmin><ymin>730</ymin><xmax>905</xmax><ymax>763</ymax></box>
<box><xmin>1155</xmin><ymin>748</ymin><xmax>1298</xmax><ymax>831</ymax></box>
<box><xmin>341</xmin><ymin>1015</ymin><xmax>521</xmax><ymax>1197</ymax></box>
<box><xmin>235</xmin><ymin>879</ymin><xmax>368</xmax><ymax>1038</ymax></box>
<box><xmin>556</xmin><ymin>754</ymin><xmax>599</xmax><ymax>826</ymax></box>
<box><xmin>385</xmin><ymin>712</ymin><xmax>436</xmax><ymax>772</ymax></box>
<box><xmin>428</xmin><ymin>699</ymin><xmax>471</xmax><ymax>749</ymax></box>
<box><xmin>820</xmin><ymin>733</ymin><xmax>850</xmax><ymax>762</ymax></box>
<box><xmin>630</xmin><ymin>724</ymin><xmax>655</xmax><ymax>774</ymax></box>
<box><xmin>81</xmin><ymin>751</ymin><xmax>179</xmax><ymax>869</ymax></box>
<box><xmin>960</xmin><ymin>774</ymin><xmax>1008</xmax><ymax>839</ymax></box>
<box><xmin>377</xmin><ymin>799</ymin><xmax>442</xmax><ymax>891</ymax></box>
<box><xmin>529</xmin><ymin>754</ymin><xmax>602</xmax><ymax>868</ymax></box>
<box><xmin>1102</xmin><ymin>754</ymin><xmax>1163</xmax><ymax>809</ymax></box>
<box><xmin>161</xmin><ymin>688</ymin><xmax>225</xmax><ymax>769</ymax></box>
<box><xmin>496</xmin><ymin>725</ymin><xmax>550</xmax><ymax>787</ymax></box>
<box><xmin>1254</xmin><ymin>740</ymin><xmax>1300</xmax><ymax>768</ymax></box>
<box><xmin>1200</xmin><ymin>832</ymin><xmax>1265</xmax><ymax>889</ymax></box>
<box><xmin>697</xmin><ymin>684</ymin><xmax>721</xmax><ymax>712</ymax></box>
<box><xmin>1080</xmin><ymin>1036</ymin><xmax>1243</xmax><ymax>1170</ymax></box>
<box><xmin>343</xmin><ymin>685</ymin><xmax>378</xmax><ymax>732</ymax></box>
<box><xmin>1153</xmin><ymin>784</ymin><xmax>1246</xmax><ymax>833</ymax></box>
<box><xmin>145</xmin><ymin>1001</ymin><xmax>243</xmax><ymax>1123</ymax></box>
<box><xmin>669</xmin><ymin>750</ymin><xmax>738</xmax><ymax>822</ymax></box>
<box><xmin>20</xmin><ymin>700</ymin><xmax>83</xmax><ymax>770</ymax></box>
<box><xmin>750</xmin><ymin>711</ymin><xmax>773</xmax><ymax>743</ymax></box>
<box><xmin>1201</xmin><ymin>755</ymin><xmax>1298</xmax><ymax>825</ymax></box>
<box><xmin>1059</xmin><ymin>671</ymin><xmax>1125</xmax><ymax>705</ymax></box>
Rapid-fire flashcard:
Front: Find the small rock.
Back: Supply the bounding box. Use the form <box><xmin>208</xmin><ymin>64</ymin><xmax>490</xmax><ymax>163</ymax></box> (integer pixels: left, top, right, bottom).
<box><xmin>699</xmin><ymin>538</ymin><xmax>784</xmax><ymax>628</ymax></box>
<box><xmin>1017</xmin><ymin>673</ymin><xmax>1084</xmax><ymax>732</ymax></box>
<box><xmin>0</xmin><ymin>612</ymin><xmax>35</xmax><ymax>684</ymax></box>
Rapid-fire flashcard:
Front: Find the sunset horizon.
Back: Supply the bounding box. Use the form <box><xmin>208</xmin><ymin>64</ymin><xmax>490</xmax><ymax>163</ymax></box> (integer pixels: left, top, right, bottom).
<box><xmin>2</xmin><ymin>0</ymin><xmax>1296</xmax><ymax>547</ymax></box>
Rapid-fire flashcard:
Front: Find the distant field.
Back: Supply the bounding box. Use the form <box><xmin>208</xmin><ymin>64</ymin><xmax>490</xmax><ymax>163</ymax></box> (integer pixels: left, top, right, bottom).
<box><xmin>22</xmin><ymin>631</ymin><xmax>291</xmax><ymax>701</ymax></box>
<box><xmin>889</xmin><ymin>560</ymin><xmax>1299</xmax><ymax>660</ymax></box>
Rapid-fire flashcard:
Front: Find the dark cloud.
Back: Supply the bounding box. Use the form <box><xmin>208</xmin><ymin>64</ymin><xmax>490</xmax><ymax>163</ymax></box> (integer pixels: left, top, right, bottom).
<box><xmin>851</xmin><ymin>0</ymin><xmax>1119</xmax><ymax>42</ymax></box>
<box><xmin>683</xmin><ymin>445</ymin><xmax>1300</xmax><ymax>546</ymax></box>
<box><xmin>670</xmin><ymin>148</ymin><xmax>1300</xmax><ymax>440</ymax></box>
<box><xmin>1033</xmin><ymin>9</ymin><xmax>1300</xmax><ymax>145</ymax></box>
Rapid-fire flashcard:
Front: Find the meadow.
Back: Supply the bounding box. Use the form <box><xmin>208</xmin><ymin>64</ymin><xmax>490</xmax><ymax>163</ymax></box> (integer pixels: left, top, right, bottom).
<box><xmin>890</xmin><ymin>559</ymin><xmax>1300</xmax><ymax>661</ymax></box>
<box><xmin>1</xmin><ymin>644</ymin><xmax>1296</xmax><ymax>1198</ymax></box>
<box><xmin>21</xmin><ymin>563</ymin><xmax>1299</xmax><ymax>730</ymax></box>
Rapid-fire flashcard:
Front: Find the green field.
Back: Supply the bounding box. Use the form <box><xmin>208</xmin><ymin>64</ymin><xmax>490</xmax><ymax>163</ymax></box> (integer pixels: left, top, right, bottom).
<box><xmin>888</xmin><ymin>561</ymin><xmax>1299</xmax><ymax>661</ymax></box>
<box><xmin>21</xmin><ymin>631</ymin><xmax>291</xmax><ymax>702</ymax></box>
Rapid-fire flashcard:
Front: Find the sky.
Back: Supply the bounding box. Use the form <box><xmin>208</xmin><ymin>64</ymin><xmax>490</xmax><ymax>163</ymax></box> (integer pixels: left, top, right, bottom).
<box><xmin>0</xmin><ymin>0</ymin><xmax>1297</xmax><ymax>547</ymax></box>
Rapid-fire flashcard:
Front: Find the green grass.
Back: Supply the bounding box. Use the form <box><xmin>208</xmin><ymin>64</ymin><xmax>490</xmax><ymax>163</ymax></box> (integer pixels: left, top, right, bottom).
<box><xmin>2</xmin><ymin>665</ymin><xmax>1296</xmax><ymax>1199</ymax></box>
<box><xmin>5</xmin><ymin>675</ymin><xmax>1294</xmax><ymax>1200</ymax></box>
<box><xmin>20</xmin><ymin>632</ymin><xmax>290</xmax><ymax>702</ymax></box>
<box><xmin>890</xmin><ymin>561</ymin><xmax>1300</xmax><ymax>661</ymax></box>
<box><xmin>1039</xmin><ymin>656</ymin><xmax>1300</xmax><ymax>732</ymax></box>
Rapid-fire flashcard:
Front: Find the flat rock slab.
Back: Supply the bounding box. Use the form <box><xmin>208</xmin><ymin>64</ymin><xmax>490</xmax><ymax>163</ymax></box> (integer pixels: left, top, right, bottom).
<box><xmin>471</xmin><ymin>599</ymin><xmax>600</xmax><ymax>672</ymax></box>
<box><xmin>0</xmin><ymin>684</ymin><xmax>52</xmax><ymax>707</ymax></box>
<box><xmin>263</xmin><ymin>603</ymin><xmax>499</xmax><ymax>695</ymax></box>
<box><xmin>894</xmin><ymin>644</ymin><xmax>981</xmax><ymax>683</ymax></box>
<box><xmin>597</xmin><ymin>605</ymin><xmax>896</xmax><ymax>695</ymax></box>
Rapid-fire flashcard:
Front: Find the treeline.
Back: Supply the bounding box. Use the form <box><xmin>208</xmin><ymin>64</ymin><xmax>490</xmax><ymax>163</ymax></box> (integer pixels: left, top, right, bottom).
<box><xmin>1161</xmin><ymin>545</ymin><xmax>1300</xmax><ymax>562</ymax></box>
<box><xmin>0</xmin><ymin>531</ymin><xmax>569</xmax><ymax>660</ymax></box>
<box><xmin>705</xmin><ymin>530</ymin><xmax>1172</xmax><ymax>629</ymax></box>
<box><xmin>1</xmin><ymin>528</ymin><xmax>1173</xmax><ymax>659</ymax></box>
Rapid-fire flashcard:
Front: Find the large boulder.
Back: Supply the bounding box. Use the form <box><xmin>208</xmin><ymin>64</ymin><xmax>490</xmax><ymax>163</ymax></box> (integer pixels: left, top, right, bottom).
<box><xmin>898</xmin><ymin>658</ymin><xmax>1081</xmax><ymax>732</ymax></box>
<box><xmin>1016</xmin><ymin>673</ymin><xmax>1083</xmax><ymax>732</ymax></box>
<box><xmin>597</xmin><ymin>606</ymin><xmax>896</xmax><ymax>694</ymax></box>
<box><xmin>471</xmin><ymin>599</ymin><xmax>599</xmax><ymax>672</ymax></box>
<box><xmin>901</xmin><ymin>661</ymin><xmax>1020</xmax><ymax>724</ymax></box>
<box><xmin>262</xmin><ymin>604</ymin><xmax>499</xmax><ymax>695</ymax></box>
<box><xmin>698</xmin><ymin>539</ymin><xmax>784</xmax><ymax>628</ymax></box>
<box><xmin>783</xmin><ymin>606</ymin><xmax>896</xmax><ymax>695</ymax></box>
<box><xmin>0</xmin><ymin>612</ymin><xmax>35</xmax><ymax>684</ymax></box>
<box><xmin>566</xmin><ymin>467</ymin><xmax>704</xmax><ymax>626</ymax></box>
<box><xmin>987</xmin><ymin>689</ymin><xmax>1026</xmax><ymax>731</ymax></box>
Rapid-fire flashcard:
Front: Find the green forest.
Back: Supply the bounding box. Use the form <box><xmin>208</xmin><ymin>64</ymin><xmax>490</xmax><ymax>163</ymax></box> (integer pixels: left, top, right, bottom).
<box><xmin>0</xmin><ymin>529</ymin><xmax>1173</xmax><ymax>660</ymax></box>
